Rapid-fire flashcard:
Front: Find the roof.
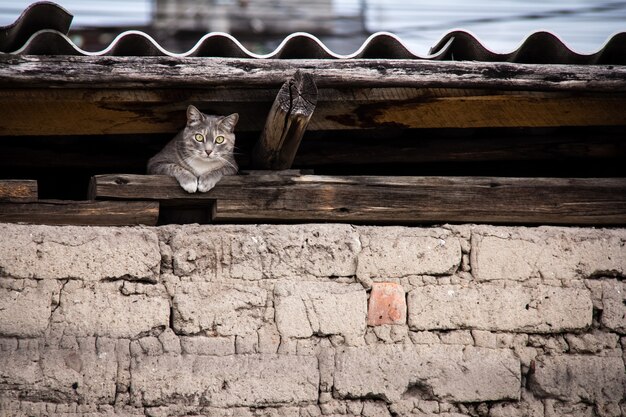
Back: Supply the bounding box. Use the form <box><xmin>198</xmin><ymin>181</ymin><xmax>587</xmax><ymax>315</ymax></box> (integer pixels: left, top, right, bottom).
<box><xmin>2</xmin><ymin>2</ymin><xmax>626</xmax><ymax>64</ymax></box>
<box><xmin>0</xmin><ymin>2</ymin><xmax>625</xmax><ymax>227</ymax></box>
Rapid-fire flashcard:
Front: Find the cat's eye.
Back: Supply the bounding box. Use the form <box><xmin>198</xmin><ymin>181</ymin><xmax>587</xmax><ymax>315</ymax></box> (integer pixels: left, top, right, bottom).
<box><xmin>194</xmin><ymin>133</ymin><xmax>204</xmax><ymax>142</ymax></box>
<box><xmin>215</xmin><ymin>135</ymin><xmax>225</xmax><ymax>144</ymax></box>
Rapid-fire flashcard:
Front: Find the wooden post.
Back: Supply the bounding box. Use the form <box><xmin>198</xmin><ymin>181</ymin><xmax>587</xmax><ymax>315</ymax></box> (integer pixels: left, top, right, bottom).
<box><xmin>251</xmin><ymin>70</ymin><xmax>317</xmax><ymax>170</ymax></box>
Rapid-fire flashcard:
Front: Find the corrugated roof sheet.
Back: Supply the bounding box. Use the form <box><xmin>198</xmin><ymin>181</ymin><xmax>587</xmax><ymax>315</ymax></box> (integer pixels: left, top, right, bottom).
<box><xmin>1</xmin><ymin>1</ymin><xmax>625</xmax><ymax>64</ymax></box>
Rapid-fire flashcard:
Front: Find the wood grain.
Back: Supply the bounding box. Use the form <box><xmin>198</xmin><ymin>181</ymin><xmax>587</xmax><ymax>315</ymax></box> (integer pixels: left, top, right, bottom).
<box><xmin>0</xmin><ymin>200</ymin><xmax>159</xmax><ymax>226</ymax></box>
<box><xmin>252</xmin><ymin>70</ymin><xmax>318</xmax><ymax>169</ymax></box>
<box><xmin>0</xmin><ymin>180</ymin><xmax>37</xmax><ymax>202</ymax></box>
<box><xmin>90</xmin><ymin>174</ymin><xmax>626</xmax><ymax>225</ymax></box>
<box><xmin>1</xmin><ymin>56</ymin><xmax>625</xmax><ymax>92</ymax></box>
<box><xmin>1</xmin><ymin>87</ymin><xmax>624</xmax><ymax>135</ymax></box>
<box><xmin>312</xmin><ymin>92</ymin><xmax>626</xmax><ymax>129</ymax></box>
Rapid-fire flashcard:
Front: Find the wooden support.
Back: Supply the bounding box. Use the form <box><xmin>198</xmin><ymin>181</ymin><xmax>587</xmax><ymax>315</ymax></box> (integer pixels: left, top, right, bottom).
<box><xmin>1</xmin><ymin>87</ymin><xmax>624</xmax><ymax>136</ymax></box>
<box><xmin>311</xmin><ymin>92</ymin><xmax>626</xmax><ymax>130</ymax></box>
<box><xmin>90</xmin><ymin>174</ymin><xmax>626</xmax><ymax>225</ymax></box>
<box><xmin>0</xmin><ymin>200</ymin><xmax>159</xmax><ymax>226</ymax></box>
<box><xmin>252</xmin><ymin>70</ymin><xmax>317</xmax><ymax>169</ymax></box>
<box><xmin>0</xmin><ymin>180</ymin><xmax>37</xmax><ymax>202</ymax></box>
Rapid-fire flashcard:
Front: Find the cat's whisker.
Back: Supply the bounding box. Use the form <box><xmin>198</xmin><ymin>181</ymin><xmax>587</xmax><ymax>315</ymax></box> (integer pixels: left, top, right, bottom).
<box><xmin>215</xmin><ymin>155</ymin><xmax>238</xmax><ymax>171</ymax></box>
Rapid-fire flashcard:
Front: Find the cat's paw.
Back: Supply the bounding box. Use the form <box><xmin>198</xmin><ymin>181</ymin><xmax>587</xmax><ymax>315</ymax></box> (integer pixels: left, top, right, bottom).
<box><xmin>197</xmin><ymin>176</ymin><xmax>219</xmax><ymax>193</ymax></box>
<box><xmin>178</xmin><ymin>177</ymin><xmax>198</xmax><ymax>193</ymax></box>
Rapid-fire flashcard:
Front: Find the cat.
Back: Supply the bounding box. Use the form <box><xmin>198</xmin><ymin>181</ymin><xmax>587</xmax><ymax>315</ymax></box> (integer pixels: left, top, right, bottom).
<box><xmin>147</xmin><ymin>105</ymin><xmax>239</xmax><ymax>193</ymax></box>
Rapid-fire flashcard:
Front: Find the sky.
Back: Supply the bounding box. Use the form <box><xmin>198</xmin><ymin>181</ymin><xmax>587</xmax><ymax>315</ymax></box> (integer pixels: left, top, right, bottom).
<box><xmin>1</xmin><ymin>0</ymin><xmax>625</xmax><ymax>54</ymax></box>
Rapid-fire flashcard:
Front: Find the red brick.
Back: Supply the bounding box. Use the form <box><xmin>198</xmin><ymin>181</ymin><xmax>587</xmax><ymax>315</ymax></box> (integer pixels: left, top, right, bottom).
<box><xmin>367</xmin><ymin>282</ymin><xmax>406</xmax><ymax>326</ymax></box>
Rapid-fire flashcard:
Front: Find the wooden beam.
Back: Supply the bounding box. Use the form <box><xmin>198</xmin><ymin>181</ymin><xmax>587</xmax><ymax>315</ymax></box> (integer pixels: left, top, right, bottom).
<box><xmin>0</xmin><ymin>88</ymin><xmax>273</xmax><ymax>135</ymax></box>
<box><xmin>1</xmin><ymin>56</ymin><xmax>625</xmax><ymax>92</ymax></box>
<box><xmin>311</xmin><ymin>92</ymin><xmax>626</xmax><ymax>129</ymax></box>
<box><xmin>90</xmin><ymin>174</ymin><xmax>626</xmax><ymax>225</ymax></box>
<box><xmin>1</xmin><ymin>87</ymin><xmax>624</xmax><ymax>136</ymax></box>
<box><xmin>252</xmin><ymin>70</ymin><xmax>317</xmax><ymax>169</ymax></box>
<box><xmin>90</xmin><ymin>175</ymin><xmax>189</xmax><ymax>201</ymax></box>
<box><xmin>0</xmin><ymin>200</ymin><xmax>159</xmax><ymax>226</ymax></box>
<box><xmin>0</xmin><ymin>180</ymin><xmax>37</xmax><ymax>202</ymax></box>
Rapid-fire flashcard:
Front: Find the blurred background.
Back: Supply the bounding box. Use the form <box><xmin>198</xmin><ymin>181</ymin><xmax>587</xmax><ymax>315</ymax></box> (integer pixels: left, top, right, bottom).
<box><xmin>1</xmin><ymin>0</ymin><xmax>625</xmax><ymax>54</ymax></box>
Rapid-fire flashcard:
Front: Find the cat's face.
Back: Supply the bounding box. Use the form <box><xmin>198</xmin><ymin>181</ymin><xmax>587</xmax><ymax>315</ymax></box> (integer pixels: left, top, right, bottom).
<box><xmin>181</xmin><ymin>105</ymin><xmax>238</xmax><ymax>165</ymax></box>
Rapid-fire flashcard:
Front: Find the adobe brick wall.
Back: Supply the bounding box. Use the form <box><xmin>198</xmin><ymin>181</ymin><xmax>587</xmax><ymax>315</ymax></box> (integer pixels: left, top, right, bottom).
<box><xmin>0</xmin><ymin>223</ymin><xmax>625</xmax><ymax>417</ymax></box>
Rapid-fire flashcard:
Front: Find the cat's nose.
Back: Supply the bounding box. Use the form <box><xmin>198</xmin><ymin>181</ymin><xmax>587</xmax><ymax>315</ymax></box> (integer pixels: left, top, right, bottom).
<box><xmin>205</xmin><ymin>149</ymin><xmax>212</xmax><ymax>156</ymax></box>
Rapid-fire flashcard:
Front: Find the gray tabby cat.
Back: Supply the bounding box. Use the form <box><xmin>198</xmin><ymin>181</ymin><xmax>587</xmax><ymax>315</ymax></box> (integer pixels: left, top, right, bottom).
<box><xmin>147</xmin><ymin>105</ymin><xmax>239</xmax><ymax>193</ymax></box>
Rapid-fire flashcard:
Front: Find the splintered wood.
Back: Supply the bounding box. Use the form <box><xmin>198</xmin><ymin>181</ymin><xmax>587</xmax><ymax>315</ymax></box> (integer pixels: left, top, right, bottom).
<box><xmin>252</xmin><ymin>70</ymin><xmax>317</xmax><ymax>169</ymax></box>
<box><xmin>0</xmin><ymin>180</ymin><xmax>37</xmax><ymax>202</ymax></box>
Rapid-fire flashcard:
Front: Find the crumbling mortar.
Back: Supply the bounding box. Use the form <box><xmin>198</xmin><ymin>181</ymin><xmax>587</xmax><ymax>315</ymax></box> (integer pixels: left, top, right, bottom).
<box><xmin>155</xmin><ymin>227</ymin><xmax>175</xmax><ymax>278</ymax></box>
<box><xmin>101</xmin><ymin>275</ymin><xmax>157</xmax><ymax>286</ymax></box>
<box><xmin>588</xmin><ymin>271</ymin><xmax>626</xmax><ymax>280</ymax></box>
<box><xmin>45</xmin><ymin>235</ymin><xmax>100</xmax><ymax>248</ymax></box>
<box><xmin>296</xmin><ymin>298</ymin><xmax>316</xmax><ymax>339</ymax></box>
<box><xmin>43</xmin><ymin>278</ymin><xmax>70</xmax><ymax>340</ymax></box>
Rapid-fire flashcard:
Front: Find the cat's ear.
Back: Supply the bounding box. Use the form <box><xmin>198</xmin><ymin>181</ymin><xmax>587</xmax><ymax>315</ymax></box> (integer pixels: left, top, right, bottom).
<box><xmin>220</xmin><ymin>113</ymin><xmax>239</xmax><ymax>133</ymax></box>
<box><xmin>186</xmin><ymin>105</ymin><xmax>203</xmax><ymax>126</ymax></box>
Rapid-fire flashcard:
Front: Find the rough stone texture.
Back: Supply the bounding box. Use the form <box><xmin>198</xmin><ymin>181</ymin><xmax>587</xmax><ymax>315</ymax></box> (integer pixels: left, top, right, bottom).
<box><xmin>131</xmin><ymin>354</ymin><xmax>319</xmax><ymax>407</ymax></box>
<box><xmin>600</xmin><ymin>279</ymin><xmax>626</xmax><ymax>333</ymax></box>
<box><xmin>168</xmin><ymin>224</ymin><xmax>359</xmax><ymax>280</ymax></box>
<box><xmin>471</xmin><ymin>330</ymin><xmax>497</xmax><ymax>348</ymax></box>
<box><xmin>0</xmin><ymin>224</ymin><xmax>160</xmax><ymax>281</ymax></box>
<box><xmin>530</xmin><ymin>355</ymin><xmax>626</xmax><ymax>404</ymax></box>
<box><xmin>51</xmin><ymin>281</ymin><xmax>170</xmax><ymax>338</ymax></box>
<box><xmin>367</xmin><ymin>282</ymin><xmax>406</xmax><ymax>326</ymax></box>
<box><xmin>356</xmin><ymin>227</ymin><xmax>461</xmax><ymax>279</ymax></box>
<box><xmin>1</xmin><ymin>223</ymin><xmax>625</xmax><ymax>416</ymax></box>
<box><xmin>0</xmin><ymin>280</ymin><xmax>57</xmax><ymax>337</ymax></box>
<box><xmin>0</xmin><ymin>338</ymin><xmax>118</xmax><ymax>404</ymax></box>
<box><xmin>489</xmin><ymin>390</ymin><xmax>544</xmax><ymax>417</ymax></box>
<box><xmin>334</xmin><ymin>345</ymin><xmax>520</xmax><ymax>403</ymax></box>
<box><xmin>564</xmin><ymin>330</ymin><xmax>620</xmax><ymax>354</ymax></box>
<box><xmin>274</xmin><ymin>281</ymin><xmax>366</xmax><ymax>343</ymax></box>
<box><xmin>439</xmin><ymin>330</ymin><xmax>473</xmax><ymax>345</ymax></box>
<box><xmin>172</xmin><ymin>282</ymin><xmax>268</xmax><ymax>336</ymax></box>
<box><xmin>408</xmin><ymin>284</ymin><xmax>592</xmax><ymax>332</ymax></box>
<box><xmin>180</xmin><ymin>336</ymin><xmax>235</xmax><ymax>356</ymax></box>
<box><xmin>257</xmin><ymin>324</ymin><xmax>281</xmax><ymax>354</ymax></box>
<box><xmin>471</xmin><ymin>226</ymin><xmax>626</xmax><ymax>281</ymax></box>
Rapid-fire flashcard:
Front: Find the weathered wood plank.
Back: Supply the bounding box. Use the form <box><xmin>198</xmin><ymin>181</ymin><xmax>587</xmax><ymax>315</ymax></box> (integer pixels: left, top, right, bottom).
<box><xmin>211</xmin><ymin>176</ymin><xmax>626</xmax><ymax>224</ymax></box>
<box><xmin>0</xmin><ymin>180</ymin><xmax>37</xmax><ymax>202</ymax></box>
<box><xmin>0</xmin><ymin>200</ymin><xmax>159</xmax><ymax>226</ymax></box>
<box><xmin>1</xmin><ymin>56</ymin><xmax>624</xmax><ymax>92</ymax></box>
<box><xmin>1</xmin><ymin>87</ymin><xmax>624</xmax><ymax>135</ymax></box>
<box><xmin>252</xmin><ymin>70</ymin><xmax>318</xmax><ymax>169</ymax></box>
<box><xmin>89</xmin><ymin>175</ymin><xmax>187</xmax><ymax>201</ymax></box>
<box><xmin>311</xmin><ymin>93</ymin><xmax>626</xmax><ymax>129</ymax></box>
<box><xmin>90</xmin><ymin>174</ymin><xmax>626</xmax><ymax>225</ymax></box>
<box><xmin>0</xmin><ymin>88</ymin><xmax>272</xmax><ymax>135</ymax></box>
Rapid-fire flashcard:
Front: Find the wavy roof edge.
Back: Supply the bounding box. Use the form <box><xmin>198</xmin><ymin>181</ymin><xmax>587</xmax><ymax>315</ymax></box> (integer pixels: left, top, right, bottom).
<box><xmin>1</xmin><ymin>2</ymin><xmax>625</xmax><ymax>64</ymax></box>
